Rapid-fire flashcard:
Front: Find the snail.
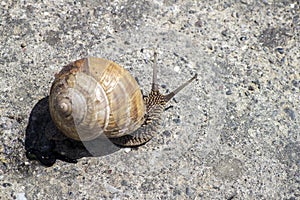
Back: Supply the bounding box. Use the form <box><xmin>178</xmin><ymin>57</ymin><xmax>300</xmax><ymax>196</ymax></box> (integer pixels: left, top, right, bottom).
<box><xmin>48</xmin><ymin>53</ymin><xmax>197</xmax><ymax>147</ymax></box>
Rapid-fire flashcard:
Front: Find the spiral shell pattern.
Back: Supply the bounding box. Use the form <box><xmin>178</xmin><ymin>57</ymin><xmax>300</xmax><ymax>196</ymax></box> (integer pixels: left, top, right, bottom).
<box><xmin>49</xmin><ymin>57</ymin><xmax>146</xmax><ymax>141</ymax></box>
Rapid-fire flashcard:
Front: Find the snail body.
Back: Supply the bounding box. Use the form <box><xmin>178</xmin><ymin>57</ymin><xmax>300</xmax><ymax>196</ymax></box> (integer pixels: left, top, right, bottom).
<box><xmin>49</xmin><ymin>54</ymin><xmax>197</xmax><ymax>146</ymax></box>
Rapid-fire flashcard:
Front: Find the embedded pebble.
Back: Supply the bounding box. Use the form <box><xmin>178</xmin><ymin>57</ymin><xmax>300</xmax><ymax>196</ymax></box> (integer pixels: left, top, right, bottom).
<box><xmin>123</xmin><ymin>148</ymin><xmax>131</xmax><ymax>153</ymax></box>
<box><xmin>16</xmin><ymin>193</ymin><xmax>27</xmax><ymax>200</ymax></box>
<box><xmin>174</xmin><ymin>66</ymin><xmax>180</xmax><ymax>72</ymax></box>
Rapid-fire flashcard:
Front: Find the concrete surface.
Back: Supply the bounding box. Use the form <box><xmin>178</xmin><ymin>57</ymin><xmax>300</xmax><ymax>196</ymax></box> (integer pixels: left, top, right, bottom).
<box><xmin>0</xmin><ymin>0</ymin><xmax>299</xmax><ymax>199</ymax></box>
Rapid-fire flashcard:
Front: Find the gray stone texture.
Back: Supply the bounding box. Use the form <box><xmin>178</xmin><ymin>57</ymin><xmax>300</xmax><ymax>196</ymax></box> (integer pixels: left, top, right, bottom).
<box><xmin>0</xmin><ymin>0</ymin><xmax>299</xmax><ymax>199</ymax></box>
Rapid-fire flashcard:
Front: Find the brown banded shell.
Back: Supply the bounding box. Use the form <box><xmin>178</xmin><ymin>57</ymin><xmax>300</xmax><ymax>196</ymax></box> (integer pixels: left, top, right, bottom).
<box><xmin>49</xmin><ymin>57</ymin><xmax>146</xmax><ymax>141</ymax></box>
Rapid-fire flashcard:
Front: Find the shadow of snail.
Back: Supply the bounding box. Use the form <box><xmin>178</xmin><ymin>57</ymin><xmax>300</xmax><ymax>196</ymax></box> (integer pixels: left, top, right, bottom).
<box><xmin>25</xmin><ymin>54</ymin><xmax>197</xmax><ymax>167</ymax></box>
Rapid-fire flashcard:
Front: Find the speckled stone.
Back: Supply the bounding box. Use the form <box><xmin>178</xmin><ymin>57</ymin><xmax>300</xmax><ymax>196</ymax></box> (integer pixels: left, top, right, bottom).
<box><xmin>0</xmin><ymin>0</ymin><xmax>299</xmax><ymax>199</ymax></box>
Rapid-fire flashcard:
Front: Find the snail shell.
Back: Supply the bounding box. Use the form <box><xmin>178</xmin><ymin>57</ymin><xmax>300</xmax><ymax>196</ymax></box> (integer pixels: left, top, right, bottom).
<box><xmin>49</xmin><ymin>57</ymin><xmax>145</xmax><ymax>141</ymax></box>
<box><xmin>49</xmin><ymin>55</ymin><xmax>197</xmax><ymax>146</ymax></box>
